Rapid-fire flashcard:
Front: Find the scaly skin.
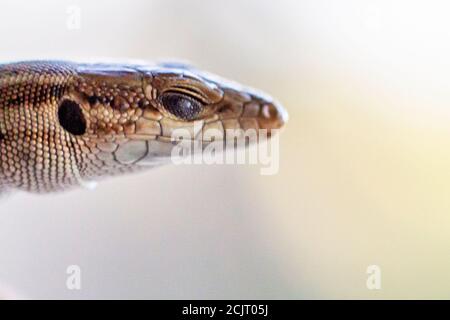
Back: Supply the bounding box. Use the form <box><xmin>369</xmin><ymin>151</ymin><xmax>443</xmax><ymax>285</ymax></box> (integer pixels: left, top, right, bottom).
<box><xmin>0</xmin><ymin>61</ymin><xmax>287</xmax><ymax>194</ymax></box>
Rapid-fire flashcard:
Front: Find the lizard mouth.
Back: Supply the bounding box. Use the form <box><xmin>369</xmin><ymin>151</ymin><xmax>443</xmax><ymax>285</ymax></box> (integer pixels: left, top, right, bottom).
<box><xmin>110</xmin><ymin>99</ymin><xmax>287</xmax><ymax>166</ymax></box>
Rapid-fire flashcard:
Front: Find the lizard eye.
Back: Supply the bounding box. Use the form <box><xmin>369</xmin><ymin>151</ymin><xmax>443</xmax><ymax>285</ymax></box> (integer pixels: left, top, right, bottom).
<box><xmin>58</xmin><ymin>99</ymin><xmax>87</xmax><ymax>136</ymax></box>
<box><xmin>160</xmin><ymin>92</ymin><xmax>203</xmax><ymax>120</ymax></box>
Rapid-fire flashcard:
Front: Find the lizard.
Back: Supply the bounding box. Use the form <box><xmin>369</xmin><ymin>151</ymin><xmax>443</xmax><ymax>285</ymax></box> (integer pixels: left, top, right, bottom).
<box><xmin>0</xmin><ymin>61</ymin><xmax>287</xmax><ymax>194</ymax></box>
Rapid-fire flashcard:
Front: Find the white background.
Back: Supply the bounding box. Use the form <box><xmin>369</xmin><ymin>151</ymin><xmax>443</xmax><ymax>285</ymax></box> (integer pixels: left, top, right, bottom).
<box><xmin>1</xmin><ymin>0</ymin><xmax>450</xmax><ymax>299</ymax></box>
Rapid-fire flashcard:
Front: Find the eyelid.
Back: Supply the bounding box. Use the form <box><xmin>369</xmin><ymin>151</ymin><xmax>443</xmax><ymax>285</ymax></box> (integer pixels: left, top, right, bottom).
<box><xmin>162</xmin><ymin>90</ymin><xmax>204</xmax><ymax>105</ymax></box>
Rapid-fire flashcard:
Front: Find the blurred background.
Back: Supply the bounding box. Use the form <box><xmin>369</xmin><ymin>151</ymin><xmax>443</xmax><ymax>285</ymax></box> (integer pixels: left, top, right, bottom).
<box><xmin>0</xmin><ymin>0</ymin><xmax>450</xmax><ymax>299</ymax></box>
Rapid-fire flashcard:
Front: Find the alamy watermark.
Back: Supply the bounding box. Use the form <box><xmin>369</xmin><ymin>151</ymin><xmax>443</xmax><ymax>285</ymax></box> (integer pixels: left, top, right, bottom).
<box><xmin>366</xmin><ymin>265</ymin><xmax>381</xmax><ymax>290</ymax></box>
<box><xmin>170</xmin><ymin>122</ymin><xmax>280</xmax><ymax>175</ymax></box>
<box><xmin>66</xmin><ymin>5</ymin><xmax>81</xmax><ymax>30</ymax></box>
<box><xmin>66</xmin><ymin>265</ymin><xmax>81</xmax><ymax>290</ymax></box>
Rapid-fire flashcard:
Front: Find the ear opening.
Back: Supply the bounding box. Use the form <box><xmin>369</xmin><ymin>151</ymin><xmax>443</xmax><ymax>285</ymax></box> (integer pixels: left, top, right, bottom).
<box><xmin>58</xmin><ymin>99</ymin><xmax>87</xmax><ymax>136</ymax></box>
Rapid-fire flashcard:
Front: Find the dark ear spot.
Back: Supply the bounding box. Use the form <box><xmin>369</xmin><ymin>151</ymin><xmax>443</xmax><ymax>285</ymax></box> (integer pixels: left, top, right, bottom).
<box><xmin>58</xmin><ymin>99</ymin><xmax>86</xmax><ymax>136</ymax></box>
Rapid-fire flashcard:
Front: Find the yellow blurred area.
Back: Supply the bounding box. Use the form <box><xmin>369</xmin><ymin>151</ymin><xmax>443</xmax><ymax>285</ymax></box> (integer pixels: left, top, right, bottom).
<box><xmin>0</xmin><ymin>0</ymin><xmax>450</xmax><ymax>298</ymax></box>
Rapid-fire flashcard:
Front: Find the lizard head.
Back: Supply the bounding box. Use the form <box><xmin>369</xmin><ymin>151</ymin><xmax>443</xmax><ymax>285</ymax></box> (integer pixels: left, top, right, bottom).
<box><xmin>60</xmin><ymin>63</ymin><xmax>287</xmax><ymax>169</ymax></box>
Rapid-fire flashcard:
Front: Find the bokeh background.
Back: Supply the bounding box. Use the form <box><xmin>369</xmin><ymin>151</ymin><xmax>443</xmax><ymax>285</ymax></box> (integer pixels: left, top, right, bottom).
<box><xmin>0</xmin><ymin>0</ymin><xmax>450</xmax><ymax>299</ymax></box>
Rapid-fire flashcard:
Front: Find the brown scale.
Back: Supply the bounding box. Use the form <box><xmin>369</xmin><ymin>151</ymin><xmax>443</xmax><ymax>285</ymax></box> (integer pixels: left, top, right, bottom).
<box><xmin>0</xmin><ymin>62</ymin><xmax>78</xmax><ymax>193</ymax></box>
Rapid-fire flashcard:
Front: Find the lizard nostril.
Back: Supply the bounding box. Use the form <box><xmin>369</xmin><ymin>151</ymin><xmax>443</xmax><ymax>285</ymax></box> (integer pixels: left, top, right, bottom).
<box><xmin>261</xmin><ymin>104</ymin><xmax>278</xmax><ymax>119</ymax></box>
<box><xmin>58</xmin><ymin>99</ymin><xmax>87</xmax><ymax>136</ymax></box>
<box><xmin>258</xmin><ymin>101</ymin><xmax>288</xmax><ymax>130</ymax></box>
